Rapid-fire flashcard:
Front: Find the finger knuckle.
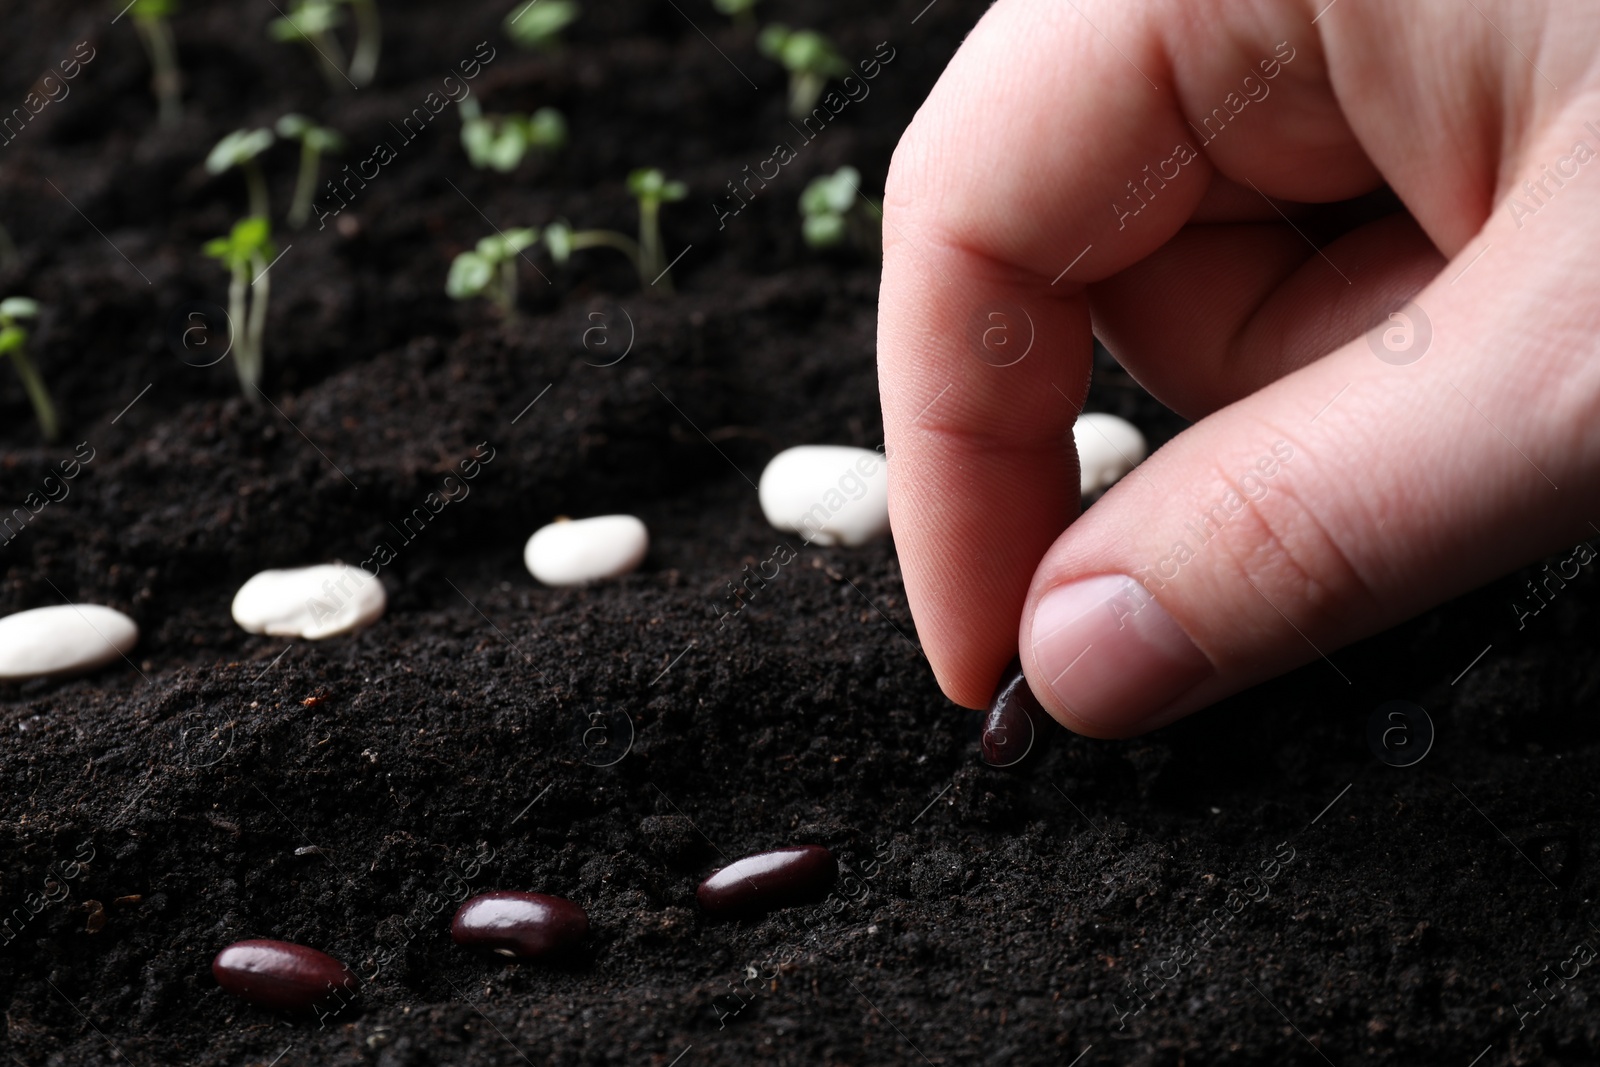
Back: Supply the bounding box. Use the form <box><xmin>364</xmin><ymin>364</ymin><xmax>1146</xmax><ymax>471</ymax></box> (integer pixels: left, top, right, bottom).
<box><xmin>1205</xmin><ymin>449</ymin><xmax>1378</xmax><ymax>646</ymax></box>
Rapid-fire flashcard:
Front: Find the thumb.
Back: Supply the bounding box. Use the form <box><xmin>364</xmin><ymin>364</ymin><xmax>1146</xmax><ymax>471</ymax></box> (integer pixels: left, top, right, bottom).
<box><xmin>1020</xmin><ymin>236</ymin><xmax>1600</xmax><ymax>738</ymax></box>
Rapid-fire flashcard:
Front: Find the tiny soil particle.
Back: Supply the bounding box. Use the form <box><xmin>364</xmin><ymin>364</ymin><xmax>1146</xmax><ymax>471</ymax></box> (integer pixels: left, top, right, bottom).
<box><xmin>980</xmin><ymin>659</ymin><xmax>1051</xmax><ymax>769</ymax></box>
<box><xmin>450</xmin><ymin>892</ymin><xmax>590</xmax><ymax>960</ymax></box>
<box><xmin>211</xmin><ymin>939</ymin><xmax>357</xmax><ymax>1012</ymax></box>
<box><xmin>697</xmin><ymin>846</ymin><xmax>838</xmax><ymax>917</ymax></box>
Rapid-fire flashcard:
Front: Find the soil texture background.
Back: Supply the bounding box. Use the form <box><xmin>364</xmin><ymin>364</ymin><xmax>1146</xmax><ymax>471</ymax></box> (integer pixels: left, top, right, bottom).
<box><xmin>1</xmin><ymin>1</ymin><xmax>1598</xmax><ymax>1064</ymax></box>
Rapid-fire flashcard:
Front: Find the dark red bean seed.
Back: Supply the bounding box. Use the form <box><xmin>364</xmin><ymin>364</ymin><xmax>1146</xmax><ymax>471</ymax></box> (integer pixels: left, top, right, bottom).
<box><xmin>212</xmin><ymin>939</ymin><xmax>356</xmax><ymax>1012</ymax></box>
<box><xmin>980</xmin><ymin>659</ymin><xmax>1050</xmax><ymax>768</ymax></box>
<box><xmin>697</xmin><ymin>845</ymin><xmax>837</xmax><ymax>916</ymax></box>
<box><xmin>450</xmin><ymin>892</ymin><xmax>589</xmax><ymax>959</ymax></box>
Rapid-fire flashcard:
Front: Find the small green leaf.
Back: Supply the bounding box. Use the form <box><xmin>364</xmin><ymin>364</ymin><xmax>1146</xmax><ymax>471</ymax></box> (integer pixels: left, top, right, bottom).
<box><xmin>524</xmin><ymin>108</ymin><xmax>567</xmax><ymax>150</ymax></box>
<box><xmin>234</xmin><ymin>216</ymin><xmax>274</xmax><ymax>255</ymax></box>
<box><xmin>503</xmin><ymin>228</ymin><xmax>539</xmax><ymax>254</ymax></box>
<box><xmin>802</xmin><ymin>213</ymin><xmax>846</xmax><ymax>249</ymax></box>
<box><xmin>277</xmin><ymin>114</ymin><xmax>343</xmax><ymax>152</ymax></box>
<box><xmin>472</xmin><ymin>228</ymin><xmax>538</xmax><ymax>264</ymax></box>
<box><xmin>447</xmin><ymin>252</ymin><xmax>493</xmax><ymax>298</ymax></box>
<box><xmin>757</xmin><ymin>24</ymin><xmax>790</xmax><ymax>60</ymax></box>
<box><xmin>626</xmin><ymin>168</ymin><xmax>659</xmax><ymax>199</ymax></box>
<box><xmin>461</xmin><ymin>118</ymin><xmax>495</xmax><ymax>168</ymax></box>
<box><xmin>800</xmin><ymin>166</ymin><xmax>858</xmax><ymax>215</ymax></box>
<box><xmin>543</xmin><ymin>221</ymin><xmax>573</xmax><ymax>264</ymax></box>
<box><xmin>305</xmin><ymin>127</ymin><xmax>344</xmax><ymax>152</ymax></box>
<box><xmin>504</xmin><ymin>0</ymin><xmax>580</xmax><ymax>48</ymax></box>
<box><xmin>270</xmin><ymin>0</ymin><xmax>342</xmax><ymax>39</ymax></box>
<box><xmin>0</xmin><ymin>296</ymin><xmax>39</xmax><ymax>320</ymax></box>
<box><xmin>780</xmin><ymin>30</ymin><xmax>847</xmax><ymax>77</ymax></box>
<box><xmin>276</xmin><ymin>113</ymin><xmax>312</xmax><ymax>139</ymax></box>
<box><xmin>205</xmin><ymin>217</ymin><xmax>276</xmax><ymax>270</ymax></box>
<box><xmin>486</xmin><ymin>125</ymin><xmax>529</xmax><ymax>172</ymax></box>
<box><xmin>207</xmin><ymin>128</ymin><xmax>275</xmax><ymax>174</ymax></box>
<box><xmin>628</xmin><ymin>168</ymin><xmax>684</xmax><ymax>203</ymax></box>
<box><xmin>130</xmin><ymin>0</ymin><xmax>178</xmax><ymax>19</ymax></box>
<box><xmin>0</xmin><ymin>325</ymin><xmax>26</xmax><ymax>354</ymax></box>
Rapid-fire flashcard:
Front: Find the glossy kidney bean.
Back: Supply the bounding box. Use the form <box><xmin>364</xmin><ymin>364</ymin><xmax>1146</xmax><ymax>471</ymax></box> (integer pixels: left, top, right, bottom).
<box><xmin>212</xmin><ymin>939</ymin><xmax>355</xmax><ymax>1011</ymax></box>
<box><xmin>450</xmin><ymin>891</ymin><xmax>589</xmax><ymax>959</ymax></box>
<box><xmin>980</xmin><ymin>659</ymin><xmax>1050</xmax><ymax>768</ymax></box>
<box><xmin>697</xmin><ymin>845</ymin><xmax>837</xmax><ymax>916</ymax></box>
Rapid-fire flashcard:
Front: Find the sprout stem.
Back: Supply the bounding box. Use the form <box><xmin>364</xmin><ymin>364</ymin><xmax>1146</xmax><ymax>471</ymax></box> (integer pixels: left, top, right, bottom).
<box><xmin>637</xmin><ymin>201</ymin><xmax>669</xmax><ymax>294</ymax></box>
<box><xmin>227</xmin><ymin>261</ymin><xmax>253</xmax><ymax>394</ymax></box>
<box><xmin>566</xmin><ymin>229</ymin><xmax>655</xmax><ymax>289</ymax></box>
<box><xmin>347</xmin><ymin>0</ymin><xmax>381</xmax><ymax>86</ymax></box>
<box><xmin>6</xmin><ymin>346</ymin><xmax>58</xmax><ymax>441</ymax></box>
<box><xmin>243</xmin><ymin>161</ymin><xmax>269</xmax><ymax>223</ymax></box>
<box><xmin>245</xmin><ymin>252</ymin><xmax>269</xmax><ymax>391</ymax></box>
<box><xmin>496</xmin><ymin>258</ymin><xmax>517</xmax><ymax>319</ymax></box>
<box><xmin>311</xmin><ymin>29</ymin><xmax>349</xmax><ymax>92</ymax></box>
<box><xmin>569</xmin><ymin>231</ymin><xmax>641</xmax><ymax>263</ymax></box>
<box><xmin>288</xmin><ymin>140</ymin><xmax>321</xmax><ymax>229</ymax></box>
<box><xmin>790</xmin><ymin>72</ymin><xmax>824</xmax><ymax>119</ymax></box>
<box><xmin>133</xmin><ymin>13</ymin><xmax>183</xmax><ymax>127</ymax></box>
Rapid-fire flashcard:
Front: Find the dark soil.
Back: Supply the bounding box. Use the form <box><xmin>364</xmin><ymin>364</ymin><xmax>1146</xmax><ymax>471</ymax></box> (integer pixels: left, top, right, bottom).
<box><xmin>3</xmin><ymin>1</ymin><xmax>1599</xmax><ymax>1064</ymax></box>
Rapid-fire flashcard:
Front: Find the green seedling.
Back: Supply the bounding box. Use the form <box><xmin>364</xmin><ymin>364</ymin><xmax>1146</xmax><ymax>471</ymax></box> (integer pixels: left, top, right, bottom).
<box><xmin>206</xmin><ymin>127</ymin><xmax>275</xmax><ymax>221</ymax></box>
<box><xmin>799</xmin><ymin>166</ymin><xmax>880</xmax><ymax>254</ymax></box>
<box><xmin>504</xmin><ymin>0</ymin><xmax>578</xmax><ymax>49</ymax></box>
<box><xmin>712</xmin><ymin>0</ymin><xmax>758</xmax><ymax>25</ymax></box>
<box><xmin>758</xmin><ymin>25</ymin><xmax>847</xmax><ymax>119</ymax></box>
<box><xmin>270</xmin><ymin>0</ymin><xmax>349</xmax><ymax>91</ymax></box>
<box><xmin>447</xmin><ymin>228</ymin><xmax>538</xmax><ymax>317</ymax></box>
<box><xmin>0</xmin><ymin>297</ymin><xmax>58</xmax><ymax>441</ymax></box>
<box><xmin>458</xmin><ymin>97</ymin><xmax>566</xmax><ymax>172</ymax></box>
<box><xmin>268</xmin><ymin>0</ymin><xmax>381</xmax><ymax>88</ymax></box>
<box><xmin>203</xmin><ymin>217</ymin><xmax>275</xmax><ymax>395</ymax></box>
<box><xmin>542</xmin><ymin>168</ymin><xmax>686</xmax><ymax>294</ymax></box>
<box><xmin>628</xmin><ymin>168</ymin><xmax>687</xmax><ymax>292</ymax></box>
<box><xmin>276</xmin><ymin>114</ymin><xmax>343</xmax><ymax>229</ymax></box>
<box><xmin>129</xmin><ymin>0</ymin><xmax>182</xmax><ymax>126</ymax></box>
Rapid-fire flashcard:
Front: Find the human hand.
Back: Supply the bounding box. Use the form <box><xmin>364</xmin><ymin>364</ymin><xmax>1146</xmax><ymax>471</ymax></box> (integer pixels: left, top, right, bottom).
<box><xmin>878</xmin><ymin>0</ymin><xmax>1600</xmax><ymax>737</ymax></box>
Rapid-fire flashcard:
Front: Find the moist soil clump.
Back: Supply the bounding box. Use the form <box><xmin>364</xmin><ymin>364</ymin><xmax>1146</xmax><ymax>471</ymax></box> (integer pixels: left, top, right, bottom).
<box><xmin>2</xmin><ymin>1</ymin><xmax>1598</xmax><ymax>1064</ymax></box>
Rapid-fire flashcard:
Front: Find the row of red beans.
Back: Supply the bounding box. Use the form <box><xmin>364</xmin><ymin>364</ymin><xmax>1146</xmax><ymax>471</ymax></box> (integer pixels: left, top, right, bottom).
<box><xmin>213</xmin><ymin>845</ymin><xmax>837</xmax><ymax>1011</ymax></box>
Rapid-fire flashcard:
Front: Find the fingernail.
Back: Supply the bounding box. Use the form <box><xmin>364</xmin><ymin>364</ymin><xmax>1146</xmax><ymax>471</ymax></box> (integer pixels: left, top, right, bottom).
<box><xmin>1029</xmin><ymin>574</ymin><xmax>1212</xmax><ymax>734</ymax></box>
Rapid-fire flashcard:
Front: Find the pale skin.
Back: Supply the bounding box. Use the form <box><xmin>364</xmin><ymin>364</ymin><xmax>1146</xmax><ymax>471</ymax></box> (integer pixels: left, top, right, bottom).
<box><xmin>879</xmin><ymin>0</ymin><xmax>1600</xmax><ymax>737</ymax></box>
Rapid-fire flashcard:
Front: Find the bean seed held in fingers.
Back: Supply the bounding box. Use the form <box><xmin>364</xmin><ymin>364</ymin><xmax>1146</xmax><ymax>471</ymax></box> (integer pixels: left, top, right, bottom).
<box><xmin>1072</xmin><ymin>412</ymin><xmax>1146</xmax><ymax>497</ymax></box>
<box><xmin>212</xmin><ymin>939</ymin><xmax>356</xmax><ymax>1011</ymax></box>
<box><xmin>697</xmin><ymin>845</ymin><xmax>837</xmax><ymax>916</ymax></box>
<box><xmin>450</xmin><ymin>892</ymin><xmax>589</xmax><ymax>959</ymax></box>
<box><xmin>980</xmin><ymin>659</ymin><xmax>1050</xmax><ymax>768</ymax></box>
